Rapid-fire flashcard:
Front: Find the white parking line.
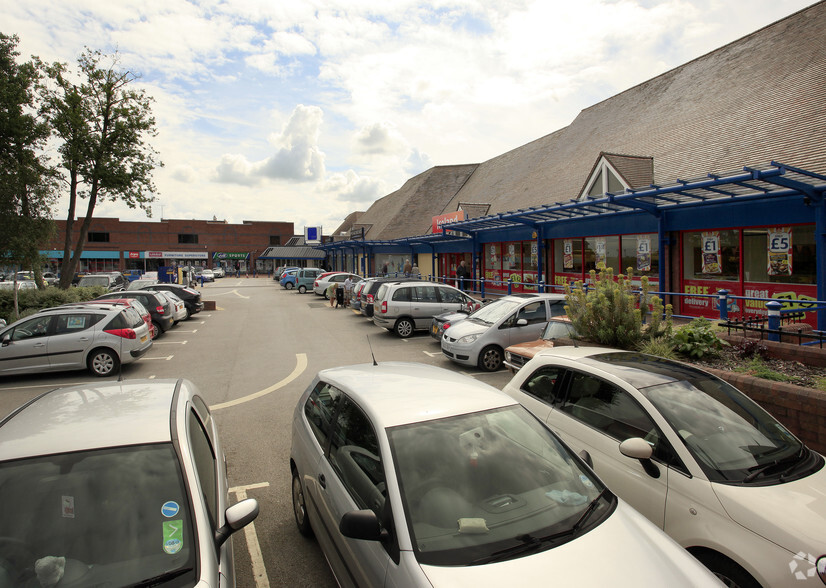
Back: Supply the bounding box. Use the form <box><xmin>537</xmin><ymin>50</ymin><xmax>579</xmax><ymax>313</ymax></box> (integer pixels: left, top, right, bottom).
<box><xmin>210</xmin><ymin>353</ymin><xmax>307</xmax><ymax>410</ymax></box>
<box><xmin>173</xmin><ymin>329</ymin><xmax>198</xmax><ymax>333</ymax></box>
<box><xmin>151</xmin><ymin>340</ymin><xmax>188</xmax><ymax>345</ymax></box>
<box><xmin>230</xmin><ymin>482</ymin><xmax>270</xmax><ymax>588</ymax></box>
<box><xmin>142</xmin><ymin>355</ymin><xmax>174</xmax><ymax>360</ymax></box>
<box><xmin>421</xmin><ymin>350</ymin><xmax>441</xmax><ymax>357</ymax></box>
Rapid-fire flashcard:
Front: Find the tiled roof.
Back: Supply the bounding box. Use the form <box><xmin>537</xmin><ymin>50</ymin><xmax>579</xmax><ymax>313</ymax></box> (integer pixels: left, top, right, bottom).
<box><xmin>339</xmin><ymin>2</ymin><xmax>825</xmax><ymax>239</ymax></box>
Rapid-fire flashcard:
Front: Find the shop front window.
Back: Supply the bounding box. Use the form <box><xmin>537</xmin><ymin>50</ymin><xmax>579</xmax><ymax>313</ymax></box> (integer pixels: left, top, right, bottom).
<box><xmin>743</xmin><ymin>225</ymin><xmax>815</xmax><ymax>285</ymax></box>
<box><xmin>503</xmin><ymin>243</ymin><xmax>522</xmax><ymax>272</ymax></box>
<box><xmin>683</xmin><ymin>230</ymin><xmax>740</xmax><ymax>281</ymax></box>
<box><xmin>554</xmin><ymin>239</ymin><xmax>582</xmax><ymax>275</ymax></box>
<box><xmin>584</xmin><ymin>236</ymin><xmax>619</xmax><ymax>273</ymax></box>
<box><xmin>621</xmin><ymin>234</ymin><xmax>658</xmax><ymax>278</ymax></box>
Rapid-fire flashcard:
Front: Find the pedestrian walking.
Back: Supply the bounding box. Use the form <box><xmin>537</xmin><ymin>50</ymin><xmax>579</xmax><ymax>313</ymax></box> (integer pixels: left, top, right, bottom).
<box><xmin>343</xmin><ymin>275</ymin><xmax>353</xmax><ymax>308</ymax></box>
<box><xmin>456</xmin><ymin>260</ymin><xmax>469</xmax><ymax>291</ymax></box>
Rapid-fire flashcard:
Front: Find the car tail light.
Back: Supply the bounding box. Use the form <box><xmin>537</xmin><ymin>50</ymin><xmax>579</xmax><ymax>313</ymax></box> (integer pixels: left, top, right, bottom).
<box><xmin>367</xmin><ymin>294</ymin><xmax>374</xmax><ymax>303</ymax></box>
<box><xmin>443</xmin><ymin>322</ymin><xmax>451</xmax><ymax>331</ymax></box>
<box><xmin>156</xmin><ymin>306</ymin><xmax>165</xmax><ymax>314</ymax></box>
<box><xmin>314</xmin><ymin>280</ymin><xmax>319</xmax><ymax>287</ymax></box>
<box><xmin>104</xmin><ymin>328</ymin><xmax>137</xmax><ymax>339</ymax></box>
<box><xmin>381</xmin><ymin>301</ymin><xmax>387</xmax><ymax>313</ymax></box>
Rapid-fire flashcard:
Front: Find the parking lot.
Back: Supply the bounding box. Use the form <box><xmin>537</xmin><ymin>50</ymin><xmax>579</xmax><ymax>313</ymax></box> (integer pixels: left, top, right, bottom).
<box><xmin>0</xmin><ymin>276</ymin><xmax>514</xmax><ymax>587</ymax></box>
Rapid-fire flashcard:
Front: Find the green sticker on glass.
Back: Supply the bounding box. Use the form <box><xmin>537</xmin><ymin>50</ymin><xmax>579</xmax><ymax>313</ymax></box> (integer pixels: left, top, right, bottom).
<box><xmin>163</xmin><ymin>520</ymin><xmax>183</xmax><ymax>554</ymax></box>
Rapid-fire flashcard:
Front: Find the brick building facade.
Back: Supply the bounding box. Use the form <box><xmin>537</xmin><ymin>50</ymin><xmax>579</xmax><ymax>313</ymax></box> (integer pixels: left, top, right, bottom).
<box><xmin>41</xmin><ymin>217</ymin><xmax>294</xmax><ymax>274</ymax></box>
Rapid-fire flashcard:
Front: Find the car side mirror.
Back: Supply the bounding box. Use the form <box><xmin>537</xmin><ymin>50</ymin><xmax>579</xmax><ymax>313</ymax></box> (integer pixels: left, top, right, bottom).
<box><xmin>340</xmin><ymin>509</ymin><xmax>388</xmax><ymax>543</ymax></box>
<box><xmin>619</xmin><ymin>437</ymin><xmax>660</xmax><ymax>478</ymax></box>
<box><xmin>516</xmin><ymin>318</ymin><xmax>528</xmax><ymax>326</ymax></box>
<box><xmin>215</xmin><ymin>498</ymin><xmax>259</xmax><ymax>547</ymax></box>
<box><xmin>1</xmin><ymin>334</ymin><xmax>10</xmax><ymax>346</ymax></box>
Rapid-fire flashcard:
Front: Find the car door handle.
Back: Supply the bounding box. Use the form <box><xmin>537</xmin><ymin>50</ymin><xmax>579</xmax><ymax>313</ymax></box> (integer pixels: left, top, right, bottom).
<box><xmin>319</xmin><ymin>474</ymin><xmax>326</xmax><ymax>489</ymax></box>
<box><xmin>34</xmin><ymin>343</ymin><xmax>46</xmax><ymax>348</ymax></box>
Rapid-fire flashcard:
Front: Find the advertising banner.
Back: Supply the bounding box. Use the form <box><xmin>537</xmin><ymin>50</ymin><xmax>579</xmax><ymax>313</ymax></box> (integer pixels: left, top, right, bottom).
<box><xmin>636</xmin><ymin>236</ymin><xmax>651</xmax><ymax>272</ymax></box>
<box><xmin>432</xmin><ymin>210</ymin><xmax>466</xmax><ymax>234</ymax></box>
<box><xmin>767</xmin><ymin>227</ymin><xmax>792</xmax><ymax>276</ymax></box>
<box><xmin>594</xmin><ymin>237</ymin><xmax>606</xmax><ymax>269</ymax></box>
<box><xmin>563</xmin><ymin>239</ymin><xmax>574</xmax><ymax>269</ymax></box>
<box><xmin>701</xmin><ymin>232</ymin><xmax>722</xmax><ymax>274</ymax></box>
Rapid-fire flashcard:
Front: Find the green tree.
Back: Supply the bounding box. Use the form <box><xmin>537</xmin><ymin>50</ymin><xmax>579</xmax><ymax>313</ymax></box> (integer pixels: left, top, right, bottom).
<box><xmin>41</xmin><ymin>49</ymin><xmax>162</xmax><ymax>289</ymax></box>
<box><xmin>0</xmin><ymin>33</ymin><xmax>57</xmax><ymax>291</ymax></box>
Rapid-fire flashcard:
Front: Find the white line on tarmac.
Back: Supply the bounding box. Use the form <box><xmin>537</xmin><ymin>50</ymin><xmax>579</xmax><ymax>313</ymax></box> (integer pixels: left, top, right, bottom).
<box><xmin>142</xmin><ymin>355</ymin><xmax>174</xmax><ymax>361</ymax></box>
<box><xmin>151</xmin><ymin>340</ymin><xmax>188</xmax><ymax>345</ymax></box>
<box><xmin>421</xmin><ymin>350</ymin><xmax>441</xmax><ymax>357</ymax></box>
<box><xmin>229</xmin><ymin>482</ymin><xmax>271</xmax><ymax>588</ymax></box>
<box><xmin>210</xmin><ymin>353</ymin><xmax>308</xmax><ymax>411</ymax></box>
<box><xmin>173</xmin><ymin>329</ymin><xmax>198</xmax><ymax>333</ymax></box>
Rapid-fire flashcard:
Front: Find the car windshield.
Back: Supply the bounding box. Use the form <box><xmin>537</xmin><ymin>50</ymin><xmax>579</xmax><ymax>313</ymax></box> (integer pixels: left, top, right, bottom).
<box><xmin>640</xmin><ymin>377</ymin><xmax>804</xmax><ymax>483</ymax></box>
<box><xmin>542</xmin><ymin>320</ymin><xmax>575</xmax><ymax>341</ymax></box>
<box><xmin>0</xmin><ymin>444</ymin><xmax>196</xmax><ymax>586</ymax></box>
<box><xmin>466</xmin><ymin>299</ymin><xmax>521</xmax><ymax>326</ymax></box>
<box><xmin>78</xmin><ymin>276</ymin><xmax>110</xmax><ymax>287</ymax></box>
<box><xmin>128</xmin><ymin>280</ymin><xmax>157</xmax><ymax>290</ymax></box>
<box><xmin>388</xmin><ymin>405</ymin><xmax>610</xmax><ymax>566</ymax></box>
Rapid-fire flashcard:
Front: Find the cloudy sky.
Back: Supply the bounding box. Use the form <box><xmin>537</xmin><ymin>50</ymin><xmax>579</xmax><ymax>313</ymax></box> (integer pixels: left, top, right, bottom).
<box><xmin>3</xmin><ymin>0</ymin><xmax>814</xmax><ymax>235</ymax></box>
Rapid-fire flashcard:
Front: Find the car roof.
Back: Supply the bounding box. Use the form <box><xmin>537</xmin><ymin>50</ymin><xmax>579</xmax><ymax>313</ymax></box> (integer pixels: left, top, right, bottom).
<box><xmin>316</xmin><ymin>362</ymin><xmax>516</xmax><ymax>429</ymax></box>
<box><xmin>0</xmin><ymin>379</ymin><xmax>182</xmax><ymax>461</ymax></box>
<box><xmin>532</xmin><ymin>347</ymin><xmax>708</xmax><ymax>389</ymax></box>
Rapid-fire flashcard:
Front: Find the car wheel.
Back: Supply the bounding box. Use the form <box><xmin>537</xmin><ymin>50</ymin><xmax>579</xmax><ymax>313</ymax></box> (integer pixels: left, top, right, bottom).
<box><xmin>88</xmin><ymin>348</ymin><xmax>119</xmax><ymax>377</ymax></box>
<box><xmin>298</xmin><ymin>285</ymin><xmax>307</xmax><ymax>294</ymax></box>
<box><xmin>292</xmin><ymin>470</ymin><xmax>313</xmax><ymax>537</ymax></box>
<box><xmin>478</xmin><ymin>345</ymin><xmax>504</xmax><ymax>371</ymax></box>
<box><xmin>152</xmin><ymin>320</ymin><xmax>164</xmax><ymax>335</ymax></box>
<box><xmin>285</xmin><ymin>282</ymin><xmax>294</xmax><ymax>290</ymax></box>
<box><xmin>184</xmin><ymin>307</ymin><xmax>192</xmax><ymax>320</ymax></box>
<box><xmin>394</xmin><ymin>318</ymin><xmax>414</xmax><ymax>338</ymax></box>
<box><xmin>694</xmin><ymin>552</ymin><xmax>760</xmax><ymax>588</ymax></box>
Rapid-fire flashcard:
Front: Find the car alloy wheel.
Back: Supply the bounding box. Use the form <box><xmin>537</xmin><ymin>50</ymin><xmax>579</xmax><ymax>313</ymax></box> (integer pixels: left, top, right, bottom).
<box><xmin>478</xmin><ymin>345</ymin><xmax>504</xmax><ymax>371</ymax></box>
<box><xmin>292</xmin><ymin>471</ymin><xmax>313</xmax><ymax>537</ymax></box>
<box><xmin>298</xmin><ymin>285</ymin><xmax>307</xmax><ymax>294</ymax></box>
<box><xmin>285</xmin><ymin>282</ymin><xmax>294</xmax><ymax>290</ymax></box>
<box><xmin>88</xmin><ymin>348</ymin><xmax>119</xmax><ymax>377</ymax></box>
<box><xmin>394</xmin><ymin>318</ymin><xmax>414</xmax><ymax>338</ymax></box>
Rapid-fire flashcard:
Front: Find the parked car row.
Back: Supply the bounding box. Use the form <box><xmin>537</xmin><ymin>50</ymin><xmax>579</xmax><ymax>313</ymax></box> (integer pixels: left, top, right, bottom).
<box><xmin>0</xmin><ymin>284</ymin><xmax>204</xmax><ymax>377</ymax></box>
<box><xmin>287</xmin><ymin>276</ymin><xmax>826</xmax><ymax>587</ymax></box>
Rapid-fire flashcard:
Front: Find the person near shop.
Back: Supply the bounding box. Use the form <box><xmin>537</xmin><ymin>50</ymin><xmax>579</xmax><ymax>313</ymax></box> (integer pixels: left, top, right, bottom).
<box><xmin>456</xmin><ymin>260</ymin><xmax>469</xmax><ymax>291</ymax></box>
<box><xmin>327</xmin><ymin>282</ymin><xmax>337</xmax><ymax>307</ymax></box>
<box><xmin>235</xmin><ymin>261</ymin><xmax>240</xmax><ymax>278</ymax></box>
<box><xmin>403</xmin><ymin>259</ymin><xmax>412</xmax><ymax>275</ymax></box>
<box><xmin>344</xmin><ymin>275</ymin><xmax>353</xmax><ymax>307</ymax></box>
<box><xmin>381</xmin><ymin>262</ymin><xmax>388</xmax><ymax>276</ymax></box>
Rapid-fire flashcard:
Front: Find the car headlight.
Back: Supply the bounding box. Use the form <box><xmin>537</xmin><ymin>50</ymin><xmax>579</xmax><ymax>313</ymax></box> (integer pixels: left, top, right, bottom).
<box><xmin>504</xmin><ymin>351</ymin><xmax>512</xmax><ymax>362</ymax></box>
<box><xmin>458</xmin><ymin>334</ymin><xmax>480</xmax><ymax>344</ymax></box>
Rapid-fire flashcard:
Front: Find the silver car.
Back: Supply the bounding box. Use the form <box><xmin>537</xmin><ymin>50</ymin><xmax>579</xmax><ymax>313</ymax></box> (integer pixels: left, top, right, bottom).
<box><xmin>289</xmin><ymin>362</ymin><xmax>720</xmax><ymax>587</ymax></box>
<box><xmin>0</xmin><ymin>378</ymin><xmax>259</xmax><ymax>586</ymax></box>
<box><xmin>441</xmin><ymin>293</ymin><xmax>567</xmax><ymax>371</ymax></box>
<box><xmin>0</xmin><ymin>304</ymin><xmax>152</xmax><ymax>377</ymax></box>
<box><xmin>372</xmin><ymin>281</ymin><xmax>482</xmax><ymax>337</ymax></box>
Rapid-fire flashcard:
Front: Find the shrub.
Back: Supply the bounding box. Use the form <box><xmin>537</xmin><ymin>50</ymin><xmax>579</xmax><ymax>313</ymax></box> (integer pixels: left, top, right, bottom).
<box><xmin>565</xmin><ymin>267</ymin><xmax>672</xmax><ymax>349</ymax></box>
<box><xmin>637</xmin><ymin>336</ymin><xmax>678</xmax><ymax>360</ymax></box>
<box><xmin>732</xmin><ymin>337</ymin><xmax>769</xmax><ymax>360</ymax></box>
<box><xmin>0</xmin><ymin>286</ymin><xmax>106</xmax><ymax>323</ymax></box>
<box><xmin>735</xmin><ymin>358</ymin><xmax>793</xmax><ymax>382</ymax></box>
<box><xmin>672</xmin><ymin>318</ymin><xmax>729</xmax><ymax>359</ymax></box>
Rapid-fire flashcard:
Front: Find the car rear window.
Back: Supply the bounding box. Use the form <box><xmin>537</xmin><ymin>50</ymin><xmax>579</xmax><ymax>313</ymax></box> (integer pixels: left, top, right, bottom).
<box><xmin>106</xmin><ymin>308</ymin><xmax>145</xmax><ymax>330</ymax></box>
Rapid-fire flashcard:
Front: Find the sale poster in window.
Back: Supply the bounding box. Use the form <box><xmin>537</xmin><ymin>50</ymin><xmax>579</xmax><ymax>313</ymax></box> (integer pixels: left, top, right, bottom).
<box><xmin>701</xmin><ymin>232</ymin><xmax>722</xmax><ymax>274</ymax></box>
<box><xmin>563</xmin><ymin>240</ymin><xmax>573</xmax><ymax>269</ymax></box>
<box><xmin>595</xmin><ymin>238</ymin><xmax>606</xmax><ymax>269</ymax></box>
<box><xmin>636</xmin><ymin>236</ymin><xmax>651</xmax><ymax>272</ymax></box>
<box><xmin>767</xmin><ymin>227</ymin><xmax>792</xmax><ymax>276</ymax></box>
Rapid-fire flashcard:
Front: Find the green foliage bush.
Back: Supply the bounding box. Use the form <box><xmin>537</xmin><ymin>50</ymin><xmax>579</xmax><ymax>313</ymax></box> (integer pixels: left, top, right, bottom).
<box><xmin>672</xmin><ymin>318</ymin><xmax>729</xmax><ymax>359</ymax></box>
<box><xmin>565</xmin><ymin>268</ymin><xmax>672</xmax><ymax>349</ymax></box>
<box><xmin>0</xmin><ymin>286</ymin><xmax>106</xmax><ymax>323</ymax></box>
<box><xmin>637</xmin><ymin>336</ymin><xmax>678</xmax><ymax>360</ymax></box>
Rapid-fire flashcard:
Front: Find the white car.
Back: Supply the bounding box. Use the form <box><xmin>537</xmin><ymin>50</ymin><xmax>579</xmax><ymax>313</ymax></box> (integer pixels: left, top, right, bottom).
<box><xmin>290</xmin><ymin>362</ymin><xmax>721</xmax><ymax>587</ymax></box>
<box><xmin>441</xmin><ymin>293</ymin><xmax>566</xmax><ymax>371</ymax></box>
<box><xmin>164</xmin><ymin>290</ymin><xmax>188</xmax><ymax>323</ymax></box>
<box><xmin>502</xmin><ymin>346</ymin><xmax>826</xmax><ymax>587</ymax></box>
<box><xmin>213</xmin><ymin>266</ymin><xmax>225</xmax><ymax>278</ymax></box>
<box><xmin>312</xmin><ymin>272</ymin><xmax>360</xmax><ymax>298</ymax></box>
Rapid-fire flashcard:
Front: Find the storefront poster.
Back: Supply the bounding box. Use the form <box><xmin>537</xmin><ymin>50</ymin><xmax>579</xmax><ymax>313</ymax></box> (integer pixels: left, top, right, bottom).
<box><xmin>701</xmin><ymin>232</ymin><xmax>722</xmax><ymax>274</ymax></box>
<box><xmin>767</xmin><ymin>227</ymin><xmax>792</xmax><ymax>276</ymax></box>
<box><xmin>563</xmin><ymin>240</ymin><xmax>573</xmax><ymax>269</ymax></box>
<box><xmin>636</xmin><ymin>236</ymin><xmax>651</xmax><ymax>272</ymax></box>
<box><xmin>594</xmin><ymin>238</ymin><xmax>606</xmax><ymax>269</ymax></box>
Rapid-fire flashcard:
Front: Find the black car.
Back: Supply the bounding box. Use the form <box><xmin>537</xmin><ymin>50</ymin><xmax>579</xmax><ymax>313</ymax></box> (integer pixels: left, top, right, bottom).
<box><xmin>359</xmin><ymin>276</ymin><xmax>421</xmax><ymax>317</ymax></box>
<box><xmin>139</xmin><ymin>283</ymin><xmax>204</xmax><ymax>319</ymax></box>
<box><xmin>96</xmin><ymin>290</ymin><xmax>175</xmax><ymax>335</ymax></box>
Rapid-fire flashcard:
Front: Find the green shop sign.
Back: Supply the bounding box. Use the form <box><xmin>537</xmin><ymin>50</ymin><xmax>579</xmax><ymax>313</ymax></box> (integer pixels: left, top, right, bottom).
<box><xmin>213</xmin><ymin>252</ymin><xmax>249</xmax><ymax>260</ymax></box>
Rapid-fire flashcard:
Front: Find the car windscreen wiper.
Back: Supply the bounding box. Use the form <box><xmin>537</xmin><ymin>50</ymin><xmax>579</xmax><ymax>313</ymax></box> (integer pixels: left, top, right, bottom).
<box><xmin>469</xmin><ymin>489</ymin><xmax>609</xmax><ymax>565</ymax></box>
<box><xmin>743</xmin><ymin>447</ymin><xmax>804</xmax><ymax>483</ymax></box>
<box><xmin>125</xmin><ymin>567</ymin><xmax>194</xmax><ymax>588</ymax></box>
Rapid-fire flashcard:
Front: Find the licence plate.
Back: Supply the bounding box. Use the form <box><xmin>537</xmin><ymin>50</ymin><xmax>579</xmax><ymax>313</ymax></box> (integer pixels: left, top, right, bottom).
<box><xmin>431</xmin><ymin>325</ymin><xmax>438</xmax><ymax>334</ymax></box>
<box><xmin>141</xmin><ymin>335</ymin><xmax>148</xmax><ymax>343</ymax></box>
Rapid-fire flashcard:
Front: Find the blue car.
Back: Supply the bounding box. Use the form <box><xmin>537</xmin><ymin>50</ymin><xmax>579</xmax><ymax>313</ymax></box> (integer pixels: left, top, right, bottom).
<box><xmin>280</xmin><ymin>269</ymin><xmax>299</xmax><ymax>289</ymax></box>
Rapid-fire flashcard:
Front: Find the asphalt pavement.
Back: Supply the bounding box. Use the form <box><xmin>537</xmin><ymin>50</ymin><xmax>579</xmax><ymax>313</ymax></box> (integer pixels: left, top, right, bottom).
<box><xmin>0</xmin><ymin>277</ymin><xmax>514</xmax><ymax>587</ymax></box>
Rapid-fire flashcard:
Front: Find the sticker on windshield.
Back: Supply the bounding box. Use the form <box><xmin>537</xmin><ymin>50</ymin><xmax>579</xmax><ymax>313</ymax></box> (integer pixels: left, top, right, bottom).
<box><xmin>579</xmin><ymin>474</ymin><xmax>594</xmax><ymax>489</ymax></box>
<box><xmin>61</xmin><ymin>496</ymin><xmax>75</xmax><ymax>518</ymax></box>
<box><xmin>163</xmin><ymin>520</ymin><xmax>183</xmax><ymax>554</ymax></box>
<box><xmin>161</xmin><ymin>501</ymin><xmax>179</xmax><ymax>517</ymax></box>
